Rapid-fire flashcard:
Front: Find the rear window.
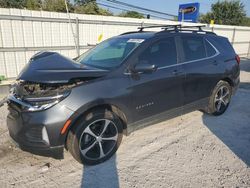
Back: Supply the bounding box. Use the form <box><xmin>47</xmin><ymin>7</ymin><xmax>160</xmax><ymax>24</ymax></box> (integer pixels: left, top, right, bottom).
<box><xmin>181</xmin><ymin>36</ymin><xmax>206</xmax><ymax>62</ymax></box>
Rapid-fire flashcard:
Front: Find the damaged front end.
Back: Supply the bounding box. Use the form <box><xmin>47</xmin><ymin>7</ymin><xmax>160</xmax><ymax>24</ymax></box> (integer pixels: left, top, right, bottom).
<box><xmin>9</xmin><ymin>80</ymin><xmax>84</xmax><ymax>112</ymax></box>
<box><xmin>5</xmin><ymin>51</ymin><xmax>109</xmax><ymax>159</ymax></box>
<box><xmin>7</xmin><ymin>51</ymin><xmax>108</xmax><ymax>112</ymax></box>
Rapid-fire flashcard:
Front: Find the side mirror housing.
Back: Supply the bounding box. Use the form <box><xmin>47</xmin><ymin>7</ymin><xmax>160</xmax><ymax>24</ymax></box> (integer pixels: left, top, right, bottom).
<box><xmin>133</xmin><ymin>61</ymin><xmax>157</xmax><ymax>74</ymax></box>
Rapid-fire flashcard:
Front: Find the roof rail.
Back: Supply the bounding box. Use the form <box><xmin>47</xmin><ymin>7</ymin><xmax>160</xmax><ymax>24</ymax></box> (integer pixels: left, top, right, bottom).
<box><xmin>120</xmin><ymin>24</ymin><xmax>216</xmax><ymax>36</ymax></box>
<box><xmin>163</xmin><ymin>24</ymin><xmax>216</xmax><ymax>35</ymax></box>
<box><xmin>138</xmin><ymin>24</ymin><xmax>181</xmax><ymax>32</ymax></box>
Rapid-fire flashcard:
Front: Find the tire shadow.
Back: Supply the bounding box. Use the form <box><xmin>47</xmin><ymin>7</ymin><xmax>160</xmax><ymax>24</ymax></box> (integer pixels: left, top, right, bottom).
<box><xmin>202</xmin><ymin>89</ymin><xmax>250</xmax><ymax>167</ymax></box>
<box><xmin>81</xmin><ymin>155</ymin><xmax>119</xmax><ymax>188</ymax></box>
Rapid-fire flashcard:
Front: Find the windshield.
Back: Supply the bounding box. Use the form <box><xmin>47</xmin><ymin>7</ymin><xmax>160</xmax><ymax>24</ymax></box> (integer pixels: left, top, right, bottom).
<box><xmin>76</xmin><ymin>37</ymin><xmax>144</xmax><ymax>69</ymax></box>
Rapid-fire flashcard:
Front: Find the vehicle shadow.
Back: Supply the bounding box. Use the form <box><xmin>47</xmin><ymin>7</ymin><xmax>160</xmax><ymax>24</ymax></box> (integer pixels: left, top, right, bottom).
<box><xmin>81</xmin><ymin>154</ymin><xmax>119</xmax><ymax>188</ymax></box>
<box><xmin>202</xmin><ymin>90</ymin><xmax>250</xmax><ymax>167</ymax></box>
<box><xmin>240</xmin><ymin>59</ymin><xmax>250</xmax><ymax>72</ymax></box>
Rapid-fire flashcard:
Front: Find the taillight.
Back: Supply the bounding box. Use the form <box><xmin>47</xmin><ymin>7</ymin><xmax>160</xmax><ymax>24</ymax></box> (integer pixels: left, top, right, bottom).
<box><xmin>235</xmin><ymin>55</ymin><xmax>240</xmax><ymax>64</ymax></box>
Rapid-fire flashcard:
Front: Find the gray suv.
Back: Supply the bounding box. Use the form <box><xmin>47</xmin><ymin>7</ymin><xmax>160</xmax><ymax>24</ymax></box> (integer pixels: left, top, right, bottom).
<box><xmin>2</xmin><ymin>25</ymin><xmax>240</xmax><ymax>165</ymax></box>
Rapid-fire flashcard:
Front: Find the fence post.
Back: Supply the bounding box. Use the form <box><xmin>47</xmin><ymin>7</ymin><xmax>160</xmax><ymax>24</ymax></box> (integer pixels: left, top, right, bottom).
<box><xmin>248</xmin><ymin>41</ymin><xmax>250</xmax><ymax>58</ymax></box>
<box><xmin>76</xmin><ymin>17</ymin><xmax>80</xmax><ymax>57</ymax></box>
<box><xmin>231</xmin><ymin>28</ymin><xmax>236</xmax><ymax>45</ymax></box>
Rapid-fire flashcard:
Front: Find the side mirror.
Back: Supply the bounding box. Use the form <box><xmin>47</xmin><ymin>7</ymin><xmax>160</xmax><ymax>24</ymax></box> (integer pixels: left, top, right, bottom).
<box><xmin>133</xmin><ymin>61</ymin><xmax>157</xmax><ymax>74</ymax></box>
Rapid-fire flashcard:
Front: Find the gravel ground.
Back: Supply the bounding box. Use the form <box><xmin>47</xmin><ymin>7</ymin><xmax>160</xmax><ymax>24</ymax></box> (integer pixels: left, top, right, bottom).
<box><xmin>0</xmin><ymin>60</ymin><xmax>250</xmax><ymax>188</ymax></box>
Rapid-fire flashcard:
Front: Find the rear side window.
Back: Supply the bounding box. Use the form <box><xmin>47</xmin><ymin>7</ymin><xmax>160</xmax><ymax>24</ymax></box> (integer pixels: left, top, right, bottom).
<box><xmin>181</xmin><ymin>36</ymin><xmax>206</xmax><ymax>61</ymax></box>
<box><xmin>139</xmin><ymin>37</ymin><xmax>177</xmax><ymax>67</ymax></box>
<box><xmin>205</xmin><ymin>40</ymin><xmax>217</xmax><ymax>57</ymax></box>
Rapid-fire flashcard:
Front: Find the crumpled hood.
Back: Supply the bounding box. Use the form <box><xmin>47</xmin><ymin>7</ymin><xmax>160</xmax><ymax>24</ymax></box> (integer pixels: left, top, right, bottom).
<box><xmin>17</xmin><ymin>51</ymin><xmax>109</xmax><ymax>83</ymax></box>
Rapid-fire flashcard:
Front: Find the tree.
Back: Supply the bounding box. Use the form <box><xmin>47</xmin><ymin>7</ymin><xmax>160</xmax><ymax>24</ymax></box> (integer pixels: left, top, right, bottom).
<box><xmin>242</xmin><ymin>17</ymin><xmax>250</xmax><ymax>26</ymax></box>
<box><xmin>25</xmin><ymin>0</ymin><xmax>42</xmax><ymax>10</ymax></box>
<box><xmin>0</xmin><ymin>0</ymin><xmax>25</xmax><ymax>8</ymax></box>
<box><xmin>74</xmin><ymin>1</ymin><xmax>113</xmax><ymax>16</ymax></box>
<box><xmin>42</xmin><ymin>0</ymin><xmax>74</xmax><ymax>13</ymax></box>
<box><xmin>74</xmin><ymin>0</ymin><xmax>95</xmax><ymax>6</ymax></box>
<box><xmin>200</xmin><ymin>0</ymin><xmax>246</xmax><ymax>26</ymax></box>
<box><xmin>119</xmin><ymin>11</ymin><xmax>144</xmax><ymax>19</ymax></box>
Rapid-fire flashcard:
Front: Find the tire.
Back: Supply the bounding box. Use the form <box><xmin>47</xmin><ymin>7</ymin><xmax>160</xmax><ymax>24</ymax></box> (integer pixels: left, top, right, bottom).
<box><xmin>66</xmin><ymin>108</ymin><xmax>123</xmax><ymax>165</ymax></box>
<box><xmin>205</xmin><ymin>80</ymin><xmax>232</xmax><ymax>116</ymax></box>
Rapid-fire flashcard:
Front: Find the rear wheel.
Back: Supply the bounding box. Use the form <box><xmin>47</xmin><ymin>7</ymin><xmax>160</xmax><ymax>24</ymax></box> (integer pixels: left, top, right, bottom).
<box><xmin>205</xmin><ymin>81</ymin><xmax>232</xmax><ymax>116</ymax></box>
<box><xmin>67</xmin><ymin>109</ymin><xmax>123</xmax><ymax>165</ymax></box>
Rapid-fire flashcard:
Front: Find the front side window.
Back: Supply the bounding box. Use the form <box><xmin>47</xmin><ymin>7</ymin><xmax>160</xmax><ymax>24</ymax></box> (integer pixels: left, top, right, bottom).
<box><xmin>76</xmin><ymin>38</ymin><xmax>143</xmax><ymax>69</ymax></box>
<box><xmin>182</xmin><ymin>36</ymin><xmax>206</xmax><ymax>62</ymax></box>
<box><xmin>138</xmin><ymin>37</ymin><xmax>177</xmax><ymax>67</ymax></box>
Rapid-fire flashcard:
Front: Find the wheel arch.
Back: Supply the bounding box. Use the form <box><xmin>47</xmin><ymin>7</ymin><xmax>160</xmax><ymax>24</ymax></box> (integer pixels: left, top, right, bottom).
<box><xmin>64</xmin><ymin>103</ymin><xmax>128</xmax><ymax>149</ymax></box>
<box><xmin>221</xmin><ymin>77</ymin><xmax>234</xmax><ymax>87</ymax></box>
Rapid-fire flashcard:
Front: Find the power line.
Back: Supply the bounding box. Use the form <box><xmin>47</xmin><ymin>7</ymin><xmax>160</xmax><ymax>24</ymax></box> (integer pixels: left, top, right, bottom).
<box><xmin>97</xmin><ymin>2</ymin><xmax>170</xmax><ymax>20</ymax></box>
<box><xmin>105</xmin><ymin>0</ymin><xmax>176</xmax><ymax>18</ymax></box>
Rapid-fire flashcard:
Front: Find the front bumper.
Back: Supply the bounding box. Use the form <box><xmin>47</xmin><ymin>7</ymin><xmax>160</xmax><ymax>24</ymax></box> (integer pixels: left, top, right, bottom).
<box><xmin>7</xmin><ymin>95</ymin><xmax>75</xmax><ymax>159</ymax></box>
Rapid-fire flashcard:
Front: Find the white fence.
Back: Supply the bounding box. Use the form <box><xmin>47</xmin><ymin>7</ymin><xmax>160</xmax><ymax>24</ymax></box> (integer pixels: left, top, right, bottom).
<box><xmin>0</xmin><ymin>8</ymin><xmax>250</xmax><ymax>78</ymax></box>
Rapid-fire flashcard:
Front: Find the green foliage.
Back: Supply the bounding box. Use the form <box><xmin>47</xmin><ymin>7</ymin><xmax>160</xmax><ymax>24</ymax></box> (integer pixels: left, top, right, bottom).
<box><xmin>119</xmin><ymin>11</ymin><xmax>144</xmax><ymax>19</ymax></box>
<box><xmin>42</xmin><ymin>0</ymin><xmax>69</xmax><ymax>12</ymax></box>
<box><xmin>242</xmin><ymin>17</ymin><xmax>250</xmax><ymax>26</ymax></box>
<box><xmin>74</xmin><ymin>0</ymin><xmax>96</xmax><ymax>6</ymax></box>
<box><xmin>0</xmin><ymin>0</ymin><xmax>25</xmax><ymax>8</ymax></box>
<box><xmin>200</xmin><ymin>0</ymin><xmax>246</xmax><ymax>26</ymax></box>
<box><xmin>0</xmin><ymin>75</ymin><xmax>5</xmax><ymax>81</ymax></box>
<box><xmin>25</xmin><ymin>0</ymin><xmax>42</xmax><ymax>10</ymax></box>
<box><xmin>74</xmin><ymin>1</ymin><xmax>113</xmax><ymax>16</ymax></box>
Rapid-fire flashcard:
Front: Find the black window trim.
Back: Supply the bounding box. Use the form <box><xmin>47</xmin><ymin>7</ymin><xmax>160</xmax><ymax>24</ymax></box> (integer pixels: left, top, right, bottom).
<box><xmin>124</xmin><ymin>37</ymin><xmax>220</xmax><ymax>75</ymax></box>
<box><xmin>158</xmin><ymin>39</ymin><xmax>220</xmax><ymax>69</ymax></box>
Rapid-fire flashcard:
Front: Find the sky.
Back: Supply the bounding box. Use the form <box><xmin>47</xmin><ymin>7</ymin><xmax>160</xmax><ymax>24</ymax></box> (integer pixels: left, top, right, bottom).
<box><xmin>97</xmin><ymin>0</ymin><xmax>250</xmax><ymax>18</ymax></box>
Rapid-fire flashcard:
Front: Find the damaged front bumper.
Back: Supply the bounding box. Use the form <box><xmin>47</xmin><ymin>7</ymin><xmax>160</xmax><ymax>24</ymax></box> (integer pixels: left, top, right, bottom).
<box><xmin>6</xmin><ymin>93</ymin><xmax>75</xmax><ymax>159</ymax></box>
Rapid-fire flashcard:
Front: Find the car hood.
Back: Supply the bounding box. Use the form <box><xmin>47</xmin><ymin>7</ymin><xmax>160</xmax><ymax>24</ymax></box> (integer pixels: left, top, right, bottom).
<box><xmin>17</xmin><ymin>51</ymin><xmax>109</xmax><ymax>83</ymax></box>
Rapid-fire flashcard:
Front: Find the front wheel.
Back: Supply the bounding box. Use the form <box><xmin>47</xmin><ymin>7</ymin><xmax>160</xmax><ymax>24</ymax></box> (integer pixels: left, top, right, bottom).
<box><xmin>205</xmin><ymin>80</ymin><xmax>232</xmax><ymax>116</ymax></box>
<box><xmin>66</xmin><ymin>109</ymin><xmax>123</xmax><ymax>165</ymax></box>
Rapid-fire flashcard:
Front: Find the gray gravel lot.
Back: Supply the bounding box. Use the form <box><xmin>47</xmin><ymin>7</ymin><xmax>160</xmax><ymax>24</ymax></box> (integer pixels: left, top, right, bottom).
<box><xmin>0</xmin><ymin>60</ymin><xmax>250</xmax><ymax>188</ymax></box>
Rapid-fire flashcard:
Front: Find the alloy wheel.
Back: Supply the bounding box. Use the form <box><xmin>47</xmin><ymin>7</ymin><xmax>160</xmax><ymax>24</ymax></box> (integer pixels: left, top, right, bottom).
<box><xmin>79</xmin><ymin>119</ymin><xmax>118</xmax><ymax>160</ymax></box>
<box><xmin>214</xmin><ymin>86</ymin><xmax>230</xmax><ymax>113</ymax></box>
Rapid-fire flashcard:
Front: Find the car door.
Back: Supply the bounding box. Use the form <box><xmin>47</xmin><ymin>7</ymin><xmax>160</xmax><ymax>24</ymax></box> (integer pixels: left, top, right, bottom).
<box><xmin>180</xmin><ymin>34</ymin><xmax>221</xmax><ymax>107</ymax></box>
<box><xmin>127</xmin><ymin>36</ymin><xmax>185</xmax><ymax>122</ymax></box>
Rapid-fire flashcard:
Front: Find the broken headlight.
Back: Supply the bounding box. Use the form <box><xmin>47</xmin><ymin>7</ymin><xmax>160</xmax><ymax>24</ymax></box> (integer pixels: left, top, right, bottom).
<box><xmin>22</xmin><ymin>91</ymin><xmax>70</xmax><ymax>111</ymax></box>
<box><xmin>10</xmin><ymin>81</ymin><xmax>83</xmax><ymax>112</ymax></box>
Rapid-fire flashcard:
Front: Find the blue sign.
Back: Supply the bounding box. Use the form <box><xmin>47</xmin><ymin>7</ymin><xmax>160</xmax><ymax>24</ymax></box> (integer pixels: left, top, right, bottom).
<box><xmin>178</xmin><ymin>3</ymin><xmax>200</xmax><ymax>23</ymax></box>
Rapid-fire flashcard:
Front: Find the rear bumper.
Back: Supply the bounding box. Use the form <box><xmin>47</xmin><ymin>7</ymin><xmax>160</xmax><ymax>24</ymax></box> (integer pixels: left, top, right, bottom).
<box><xmin>7</xmin><ymin>97</ymin><xmax>75</xmax><ymax>159</ymax></box>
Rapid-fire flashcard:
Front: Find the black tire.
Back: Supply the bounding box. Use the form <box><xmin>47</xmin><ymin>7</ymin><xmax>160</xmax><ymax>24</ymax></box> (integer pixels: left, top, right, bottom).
<box><xmin>205</xmin><ymin>80</ymin><xmax>232</xmax><ymax>116</ymax></box>
<box><xmin>66</xmin><ymin>108</ymin><xmax>123</xmax><ymax>165</ymax></box>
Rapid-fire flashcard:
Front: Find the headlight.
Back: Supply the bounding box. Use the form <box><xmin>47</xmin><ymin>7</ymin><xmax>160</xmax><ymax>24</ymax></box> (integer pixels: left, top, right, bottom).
<box><xmin>23</xmin><ymin>91</ymin><xmax>70</xmax><ymax>112</ymax></box>
<box><xmin>9</xmin><ymin>81</ymin><xmax>75</xmax><ymax>112</ymax></box>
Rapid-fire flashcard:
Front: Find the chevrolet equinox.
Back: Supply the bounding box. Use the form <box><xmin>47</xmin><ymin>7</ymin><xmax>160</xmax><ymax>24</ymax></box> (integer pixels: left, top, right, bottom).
<box><xmin>1</xmin><ymin>24</ymin><xmax>240</xmax><ymax>165</ymax></box>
